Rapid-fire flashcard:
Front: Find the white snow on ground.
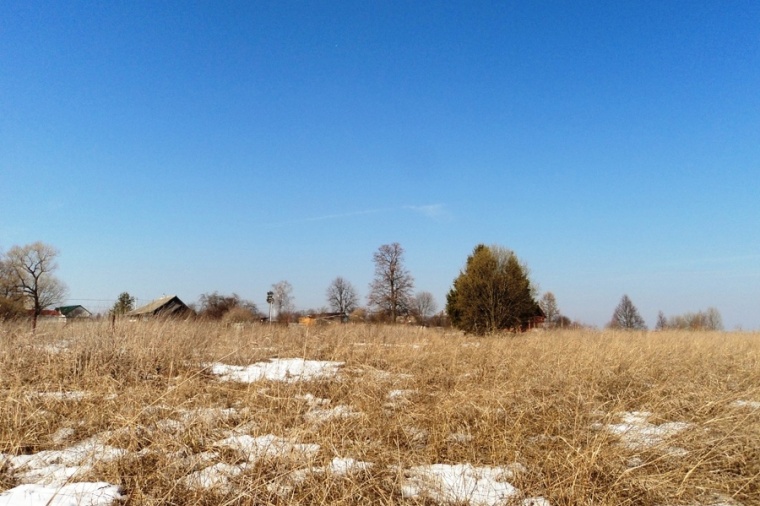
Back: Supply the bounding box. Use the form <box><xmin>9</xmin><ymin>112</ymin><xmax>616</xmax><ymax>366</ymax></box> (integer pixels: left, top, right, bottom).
<box><xmin>2</xmin><ymin>437</ymin><xmax>127</xmax><ymax>486</ymax></box>
<box><xmin>208</xmin><ymin>358</ymin><xmax>344</xmax><ymax>383</ymax></box>
<box><xmin>5</xmin><ymin>360</ymin><xmax>752</xmax><ymax>506</ymax></box>
<box><xmin>0</xmin><ymin>434</ymin><xmax>127</xmax><ymax>505</ymax></box>
<box><xmin>268</xmin><ymin>457</ymin><xmax>374</xmax><ymax>496</ymax></box>
<box><xmin>32</xmin><ymin>391</ymin><xmax>90</xmax><ymax>402</ymax></box>
<box><xmin>401</xmin><ymin>463</ymin><xmax>521</xmax><ymax>506</ymax></box>
<box><xmin>384</xmin><ymin>389</ymin><xmax>416</xmax><ymax>408</ymax></box>
<box><xmin>51</xmin><ymin>427</ymin><xmax>76</xmax><ymax>445</ymax></box>
<box><xmin>181</xmin><ymin>462</ymin><xmax>245</xmax><ymax>491</ymax></box>
<box><xmin>732</xmin><ymin>400</ymin><xmax>760</xmax><ymax>409</ymax></box>
<box><xmin>602</xmin><ymin>412</ymin><xmax>691</xmax><ymax>451</ymax></box>
<box><xmin>295</xmin><ymin>393</ymin><xmax>330</xmax><ymax>406</ymax></box>
<box><xmin>214</xmin><ymin>434</ymin><xmax>321</xmax><ymax>462</ymax></box>
<box><xmin>304</xmin><ymin>404</ymin><xmax>361</xmax><ymax>424</ymax></box>
<box><xmin>0</xmin><ymin>482</ymin><xmax>123</xmax><ymax>506</ymax></box>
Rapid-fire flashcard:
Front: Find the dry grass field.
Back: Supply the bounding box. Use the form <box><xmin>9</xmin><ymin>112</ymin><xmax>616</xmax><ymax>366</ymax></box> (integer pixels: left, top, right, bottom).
<box><xmin>0</xmin><ymin>320</ymin><xmax>758</xmax><ymax>505</ymax></box>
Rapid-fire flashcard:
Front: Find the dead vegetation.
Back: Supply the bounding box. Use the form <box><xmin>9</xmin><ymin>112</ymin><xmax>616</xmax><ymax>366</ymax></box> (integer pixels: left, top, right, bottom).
<box><xmin>0</xmin><ymin>319</ymin><xmax>758</xmax><ymax>505</ymax></box>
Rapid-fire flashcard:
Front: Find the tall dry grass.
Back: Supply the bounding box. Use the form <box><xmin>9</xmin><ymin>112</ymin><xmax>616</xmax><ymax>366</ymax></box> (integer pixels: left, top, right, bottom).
<box><xmin>0</xmin><ymin>319</ymin><xmax>758</xmax><ymax>505</ymax></box>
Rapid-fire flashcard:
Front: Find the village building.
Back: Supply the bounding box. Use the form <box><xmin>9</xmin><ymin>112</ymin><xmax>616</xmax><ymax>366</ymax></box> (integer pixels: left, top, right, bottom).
<box><xmin>126</xmin><ymin>295</ymin><xmax>191</xmax><ymax>318</ymax></box>
<box><xmin>55</xmin><ymin>305</ymin><xmax>92</xmax><ymax>319</ymax></box>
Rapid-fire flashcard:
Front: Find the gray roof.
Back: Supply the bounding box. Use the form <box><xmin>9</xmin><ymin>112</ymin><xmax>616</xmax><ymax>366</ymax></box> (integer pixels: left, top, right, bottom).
<box><xmin>127</xmin><ymin>295</ymin><xmax>189</xmax><ymax>317</ymax></box>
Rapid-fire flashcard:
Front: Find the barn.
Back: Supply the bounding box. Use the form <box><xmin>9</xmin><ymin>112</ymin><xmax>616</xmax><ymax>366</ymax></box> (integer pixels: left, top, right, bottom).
<box><xmin>126</xmin><ymin>295</ymin><xmax>191</xmax><ymax>318</ymax></box>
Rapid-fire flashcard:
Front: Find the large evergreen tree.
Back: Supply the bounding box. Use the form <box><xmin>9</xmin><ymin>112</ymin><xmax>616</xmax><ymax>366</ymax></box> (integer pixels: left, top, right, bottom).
<box><xmin>446</xmin><ymin>244</ymin><xmax>539</xmax><ymax>335</ymax></box>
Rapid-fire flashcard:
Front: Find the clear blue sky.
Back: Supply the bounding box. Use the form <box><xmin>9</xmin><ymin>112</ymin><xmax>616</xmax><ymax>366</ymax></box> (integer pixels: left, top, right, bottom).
<box><xmin>2</xmin><ymin>1</ymin><xmax>758</xmax><ymax>329</ymax></box>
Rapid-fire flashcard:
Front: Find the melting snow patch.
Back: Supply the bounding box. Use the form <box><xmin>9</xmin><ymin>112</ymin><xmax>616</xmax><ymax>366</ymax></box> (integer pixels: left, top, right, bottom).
<box><xmin>213</xmin><ymin>434</ymin><xmax>320</xmax><ymax>463</ymax></box>
<box><xmin>51</xmin><ymin>427</ymin><xmax>77</xmax><ymax>445</ymax></box>
<box><xmin>208</xmin><ymin>358</ymin><xmax>343</xmax><ymax>383</ymax></box>
<box><xmin>0</xmin><ymin>482</ymin><xmax>123</xmax><ymax>506</ymax></box>
<box><xmin>604</xmin><ymin>412</ymin><xmax>691</xmax><ymax>451</ymax></box>
<box><xmin>522</xmin><ymin>498</ymin><xmax>551</xmax><ymax>506</ymax></box>
<box><xmin>33</xmin><ymin>391</ymin><xmax>89</xmax><ymax>402</ymax></box>
<box><xmin>268</xmin><ymin>457</ymin><xmax>374</xmax><ymax>496</ymax></box>
<box><xmin>3</xmin><ymin>437</ymin><xmax>127</xmax><ymax>486</ymax></box>
<box><xmin>295</xmin><ymin>393</ymin><xmax>331</xmax><ymax>407</ymax></box>
<box><xmin>181</xmin><ymin>462</ymin><xmax>245</xmax><ymax>491</ymax></box>
<box><xmin>447</xmin><ymin>432</ymin><xmax>475</xmax><ymax>444</ymax></box>
<box><xmin>304</xmin><ymin>405</ymin><xmax>361</xmax><ymax>424</ymax></box>
<box><xmin>401</xmin><ymin>464</ymin><xmax>520</xmax><ymax>506</ymax></box>
<box><xmin>732</xmin><ymin>400</ymin><xmax>760</xmax><ymax>410</ymax></box>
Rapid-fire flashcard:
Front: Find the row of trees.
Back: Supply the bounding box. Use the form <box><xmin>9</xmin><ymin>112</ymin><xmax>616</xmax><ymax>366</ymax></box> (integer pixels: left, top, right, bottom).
<box><xmin>607</xmin><ymin>294</ymin><xmax>723</xmax><ymax>331</ymax></box>
<box><xmin>189</xmin><ymin>243</ymin><xmax>438</xmax><ymax>324</ymax></box>
<box><xmin>655</xmin><ymin>307</ymin><xmax>723</xmax><ymax>331</ymax></box>
<box><xmin>2</xmin><ymin>240</ymin><xmax>725</xmax><ymax>334</ymax></box>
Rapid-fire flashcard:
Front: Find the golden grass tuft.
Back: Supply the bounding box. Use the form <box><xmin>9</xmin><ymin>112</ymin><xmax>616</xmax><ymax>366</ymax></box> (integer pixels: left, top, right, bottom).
<box><xmin>0</xmin><ymin>319</ymin><xmax>758</xmax><ymax>505</ymax></box>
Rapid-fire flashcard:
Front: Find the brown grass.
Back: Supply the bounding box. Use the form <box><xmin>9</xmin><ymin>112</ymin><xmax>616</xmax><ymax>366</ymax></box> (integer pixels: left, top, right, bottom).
<box><xmin>1</xmin><ymin>319</ymin><xmax>758</xmax><ymax>505</ymax></box>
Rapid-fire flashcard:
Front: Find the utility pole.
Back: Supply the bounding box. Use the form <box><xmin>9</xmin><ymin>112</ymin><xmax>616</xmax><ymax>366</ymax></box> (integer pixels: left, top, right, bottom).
<box><xmin>266</xmin><ymin>291</ymin><xmax>274</xmax><ymax>325</ymax></box>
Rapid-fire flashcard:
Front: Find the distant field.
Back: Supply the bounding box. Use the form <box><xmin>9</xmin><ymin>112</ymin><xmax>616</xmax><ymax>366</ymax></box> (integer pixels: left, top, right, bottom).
<box><xmin>1</xmin><ymin>320</ymin><xmax>758</xmax><ymax>505</ymax></box>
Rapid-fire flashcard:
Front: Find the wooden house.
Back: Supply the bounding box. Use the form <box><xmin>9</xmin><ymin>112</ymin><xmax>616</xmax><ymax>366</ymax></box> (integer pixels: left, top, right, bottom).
<box><xmin>56</xmin><ymin>305</ymin><xmax>92</xmax><ymax>319</ymax></box>
<box><xmin>127</xmin><ymin>295</ymin><xmax>191</xmax><ymax>318</ymax></box>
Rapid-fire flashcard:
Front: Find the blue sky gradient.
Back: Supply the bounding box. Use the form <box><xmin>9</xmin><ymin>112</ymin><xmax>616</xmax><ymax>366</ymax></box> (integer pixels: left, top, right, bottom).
<box><xmin>2</xmin><ymin>1</ymin><xmax>758</xmax><ymax>328</ymax></box>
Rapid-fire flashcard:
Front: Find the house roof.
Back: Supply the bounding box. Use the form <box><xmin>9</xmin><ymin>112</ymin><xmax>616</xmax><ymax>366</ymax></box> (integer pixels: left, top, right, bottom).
<box><xmin>127</xmin><ymin>295</ymin><xmax>189</xmax><ymax>317</ymax></box>
<box><xmin>36</xmin><ymin>309</ymin><xmax>63</xmax><ymax>317</ymax></box>
<box><xmin>56</xmin><ymin>305</ymin><xmax>92</xmax><ymax>317</ymax></box>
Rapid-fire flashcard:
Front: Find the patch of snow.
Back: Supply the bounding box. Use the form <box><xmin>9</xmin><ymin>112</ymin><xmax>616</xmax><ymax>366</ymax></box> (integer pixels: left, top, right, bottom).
<box><xmin>447</xmin><ymin>432</ymin><xmax>475</xmax><ymax>444</ymax></box>
<box><xmin>6</xmin><ymin>438</ymin><xmax>127</xmax><ymax>486</ymax></box>
<box><xmin>268</xmin><ymin>457</ymin><xmax>374</xmax><ymax>496</ymax></box>
<box><xmin>401</xmin><ymin>463</ymin><xmax>520</xmax><ymax>506</ymax></box>
<box><xmin>213</xmin><ymin>434</ymin><xmax>320</xmax><ymax>463</ymax></box>
<box><xmin>34</xmin><ymin>391</ymin><xmax>89</xmax><ymax>402</ymax></box>
<box><xmin>176</xmin><ymin>451</ymin><xmax>219</xmax><ymax>468</ymax></box>
<box><xmin>154</xmin><ymin>418</ymin><xmax>184</xmax><ymax>434</ymax></box>
<box><xmin>178</xmin><ymin>407</ymin><xmax>239</xmax><ymax>424</ymax></box>
<box><xmin>605</xmin><ymin>412</ymin><xmax>691</xmax><ymax>451</ymax></box>
<box><xmin>208</xmin><ymin>358</ymin><xmax>344</xmax><ymax>383</ymax></box>
<box><xmin>327</xmin><ymin>457</ymin><xmax>373</xmax><ymax>475</ymax></box>
<box><xmin>732</xmin><ymin>400</ymin><xmax>760</xmax><ymax>409</ymax></box>
<box><xmin>304</xmin><ymin>405</ymin><xmax>361</xmax><ymax>424</ymax></box>
<box><xmin>51</xmin><ymin>427</ymin><xmax>76</xmax><ymax>445</ymax></box>
<box><xmin>403</xmin><ymin>426</ymin><xmax>430</xmax><ymax>446</ymax></box>
<box><xmin>388</xmin><ymin>389</ymin><xmax>415</xmax><ymax>400</ymax></box>
<box><xmin>522</xmin><ymin>497</ymin><xmax>551</xmax><ymax>506</ymax></box>
<box><xmin>295</xmin><ymin>393</ymin><xmax>331</xmax><ymax>406</ymax></box>
<box><xmin>181</xmin><ymin>462</ymin><xmax>245</xmax><ymax>490</ymax></box>
<box><xmin>0</xmin><ymin>482</ymin><xmax>123</xmax><ymax>506</ymax></box>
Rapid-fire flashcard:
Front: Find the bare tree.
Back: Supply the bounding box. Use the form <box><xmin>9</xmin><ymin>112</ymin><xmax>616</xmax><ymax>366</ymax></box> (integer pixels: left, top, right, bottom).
<box><xmin>609</xmin><ymin>294</ymin><xmax>646</xmax><ymax>330</ymax></box>
<box><xmin>197</xmin><ymin>292</ymin><xmax>258</xmax><ymax>320</ymax></box>
<box><xmin>662</xmin><ymin>307</ymin><xmax>723</xmax><ymax>331</ymax></box>
<box><xmin>539</xmin><ymin>292</ymin><xmax>560</xmax><ymax>329</ymax></box>
<box><xmin>4</xmin><ymin>242</ymin><xmax>67</xmax><ymax>330</ymax></box>
<box><xmin>326</xmin><ymin>276</ymin><xmax>359</xmax><ymax>315</ymax></box>
<box><xmin>704</xmin><ymin>307</ymin><xmax>723</xmax><ymax>331</ymax></box>
<box><xmin>271</xmin><ymin>280</ymin><xmax>295</xmax><ymax>321</ymax></box>
<box><xmin>655</xmin><ymin>310</ymin><xmax>668</xmax><ymax>330</ymax></box>
<box><xmin>367</xmin><ymin>243</ymin><xmax>414</xmax><ymax>322</ymax></box>
<box><xmin>0</xmin><ymin>255</ymin><xmax>26</xmax><ymax>320</ymax></box>
<box><xmin>412</xmin><ymin>291</ymin><xmax>437</xmax><ymax>323</ymax></box>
